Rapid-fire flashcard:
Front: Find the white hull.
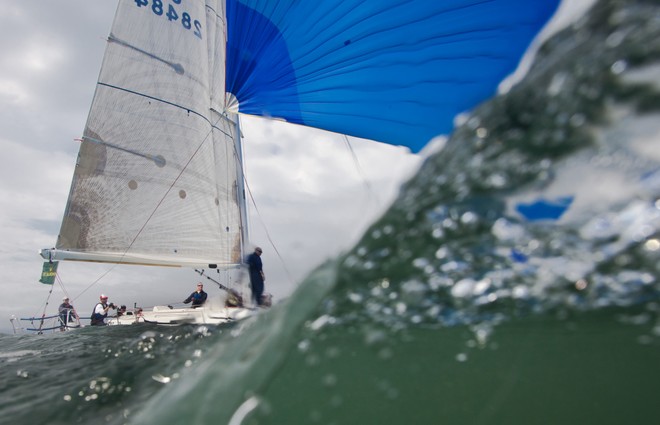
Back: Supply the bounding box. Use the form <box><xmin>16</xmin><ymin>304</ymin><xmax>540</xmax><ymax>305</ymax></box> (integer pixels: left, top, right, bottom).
<box><xmin>106</xmin><ymin>305</ymin><xmax>257</xmax><ymax>326</ymax></box>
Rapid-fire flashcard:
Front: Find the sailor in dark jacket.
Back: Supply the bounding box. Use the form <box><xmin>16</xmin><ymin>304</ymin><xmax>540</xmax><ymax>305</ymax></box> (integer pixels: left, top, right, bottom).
<box><xmin>90</xmin><ymin>294</ymin><xmax>116</xmax><ymax>326</ymax></box>
<box><xmin>58</xmin><ymin>297</ymin><xmax>77</xmax><ymax>330</ymax></box>
<box><xmin>247</xmin><ymin>247</ymin><xmax>265</xmax><ymax>306</ymax></box>
<box><xmin>183</xmin><ymin>283</ymin><xmax>208</xmax><ymax>308</ymax></box>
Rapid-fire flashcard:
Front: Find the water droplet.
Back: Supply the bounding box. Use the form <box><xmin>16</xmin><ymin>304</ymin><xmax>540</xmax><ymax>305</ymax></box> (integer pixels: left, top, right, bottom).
<box><xmin>152</xmin><ymin>374</ymin><xmax>171</xmax><ymax>384</ymax></box>
<box><xmin>322</xmin><ymin>374</ymin><xmax>338</xmax><ymax>387</ymax></box>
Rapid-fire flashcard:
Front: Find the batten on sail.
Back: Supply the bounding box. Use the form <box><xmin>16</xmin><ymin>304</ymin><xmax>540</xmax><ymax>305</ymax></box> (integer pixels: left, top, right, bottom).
<box><xmin>42</xmin><ymin>0</ymin><xmax>247</xmax><ymax>269</ymax></box>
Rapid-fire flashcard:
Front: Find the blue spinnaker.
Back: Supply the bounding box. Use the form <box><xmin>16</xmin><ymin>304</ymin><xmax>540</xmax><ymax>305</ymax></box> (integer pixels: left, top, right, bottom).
<box><xmin>226</xmin><ymin>0</ymin><xmax>560</xmax><ymax>152</ymax></box>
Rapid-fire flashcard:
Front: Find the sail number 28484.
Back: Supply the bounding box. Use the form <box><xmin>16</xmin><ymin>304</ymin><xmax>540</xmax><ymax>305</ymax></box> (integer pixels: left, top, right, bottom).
<box><xmin>134</xmin><ymin>0</ymin><xmax>203</xmax><ymax>40</ymax></box>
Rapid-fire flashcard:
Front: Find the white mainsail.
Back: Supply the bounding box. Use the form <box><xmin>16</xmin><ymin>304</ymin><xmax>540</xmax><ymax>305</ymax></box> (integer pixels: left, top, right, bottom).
<box><xmin>41</xmin><ymin>0</ymin><xmax>247</xmax><ymax>268</ymax></box>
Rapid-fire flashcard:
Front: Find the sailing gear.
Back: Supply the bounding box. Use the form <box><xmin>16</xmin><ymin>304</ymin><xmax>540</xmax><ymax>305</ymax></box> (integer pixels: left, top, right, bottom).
<box><xmin>247</xmin><ymin>249</ymin><xmax>265</xmax><ymax>306</ymax></box>
<box><xmin>183</xmin><ymin>289</ymin><xmax>208</xmax><ymax>308</ymax></box>
<box><xmin>90</xmin><ymin>302</ymin><xmax>109</xmax><ymax>326</ymax></box>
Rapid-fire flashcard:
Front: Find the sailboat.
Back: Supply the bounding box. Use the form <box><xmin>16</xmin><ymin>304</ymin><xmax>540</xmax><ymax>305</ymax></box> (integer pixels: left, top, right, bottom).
<box><xmin>38</xmin><ymin>0</ymin><xmax>560</xmax><ymax>326</ymax></box>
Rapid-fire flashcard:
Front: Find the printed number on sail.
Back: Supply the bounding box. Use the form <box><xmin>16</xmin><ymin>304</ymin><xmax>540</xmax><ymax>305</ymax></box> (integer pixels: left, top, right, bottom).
<box><xmin>134</xmin><ymin>0</ymin><xmax>202</xmax><ymax>39</ymax></box>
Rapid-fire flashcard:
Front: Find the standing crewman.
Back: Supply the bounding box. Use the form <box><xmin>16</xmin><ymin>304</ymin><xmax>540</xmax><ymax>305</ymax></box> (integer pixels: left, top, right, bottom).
<box><xmin>247</xmin><ymin>247</ymin><xmax>265</xmax><ymax>306</ymax></box>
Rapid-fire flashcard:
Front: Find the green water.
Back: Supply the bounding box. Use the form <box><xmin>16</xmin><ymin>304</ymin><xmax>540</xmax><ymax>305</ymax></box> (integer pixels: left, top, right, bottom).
<box><xmin>257</xmin><ymin>309</ymin><xmax>659</xmax><ymax>424</ymax></box>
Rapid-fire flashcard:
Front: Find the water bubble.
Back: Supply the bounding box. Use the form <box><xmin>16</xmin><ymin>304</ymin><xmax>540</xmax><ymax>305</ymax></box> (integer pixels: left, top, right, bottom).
<box><xmin>322</xmin><ymin>374</ymin><xmax>338</xmax><ymax>387</ymax></box>
<box><xmin>461</xmin><ymin>211</ymin><xmax>478</xmax><ymax>225</ymax></box>
<box><xmin>569</xmin><ymin>113</ymin><xmax>586</xmax><ymax>127</ymax></box>
<box><xmin>435</xmin><ymin>246</ymin><xmax>448</xmax><ymax>259</ymax></box>
<box><xmin>474</xmin><ymin>327</ymin><xmax>491</xmax><ymax>346</ymax></box>
<box><xmin>298</xmin><ymin>339</ymin><xmax>311</xmax><ymax>352</ymax></box>
<box><xmin>441</xmin><ymin>261</ymin><xmax>460</xmax><ymax>273</ymax></box>
<box><xmin>644</xmin><ymin>239</ymin><xmax>660</xmax><ymax>251</ymax></box>
<box><xmin>426</xmin><ymin>305</ymin><xmax>441</xmax><ymax>318</ymax></box>
<box><xmin>308</xmin><ymin>315</ymin><xmax>333</xmax><ymax>331</ymax></box>
<box><xmin>456</xmin><ymin>353</ymin><xmax>468</xmax><ymax>362</ymax></box>
<box><xmin>575</xmin><ymin>279</ymin><xmax>588</xmax><ymax>291</ymax></box>
<box><xmin>432</xmin><ymin>227</ymin><xmax>445</xmax><ymax>238</ymax></box>
<box><xmin>194</xmin><ymin>326</ymin><xmax>211</xmax><ymax>336</ymax></box>
<box><xmin>610</xmin><ymin>60</ymin><xmax>627</xmax><ymax>74</ymax></box>
<box><xmin>413</xmin><ymin>257</ymin><xmax>429</xmax><ymax>269</ymax></box>
<box><xmin>451</xmin><ymin>279</ymin><xmax>476</xmax><ymax>298</ymax></box>
<box><xmin>547</xmin><ymin>72</ymin><xmax>567</xmax><ymax>96</ymax></box>
<box><xmin>151</xmin><ymin>374</ymin><xmax>171</xmax><ymax>384</ymax></box>
<box><xmin>487</xmin><ymin>173</ymin><xmax>507</xmax><ymax>188</ymax></box>
<box><xmin>606</xmin><ymin>31</ymin><xmax>625</xmax><ymax>48</ymax></box>
<box><xmin>474</xmin><ymin>279</ymin><xmax>491</xmax><ymax>296</ymax></box>
<box><xmin>492</xmin><ymin>218</ymin><xmax>525</xmax><ymax>241</ymax></box>
<box><xmin>348</xmin><ymin>292</ymin><xmax>364</xmax><ymax>304</ymax></box>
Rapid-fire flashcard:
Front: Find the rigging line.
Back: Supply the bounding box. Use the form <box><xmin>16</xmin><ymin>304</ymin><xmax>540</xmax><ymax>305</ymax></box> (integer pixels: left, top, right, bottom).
<box><xmin>72</xmin><ymin>263</ymin><xmax>120</xmax><ymax>300</ymax></box>
<box><xmin>118</xmin><ymin>126</ymin><xmax>216</xmax><ymax>261</ymax></box>
<box><xmin>55</xmin><ymin>274</ymin><xmax>81</xmax><ymax>320</ymax></box>
<box><xmin>116</xmin><ymin>111</ymin><xmax>244</xmax><ymax>267</ymax></box>
<box><xmin>242</xmin><ymin>176</ymin><xmax>297</xmax><ymax>288</ymax></box>
<box><xmin>55</xmin><ymin>272</ymin><xmax>74</xmax><ymax>301</ymax></box>
<box><xmin>231</xmin><ymin>115</ymin><xmax>296</xmax><ymax>287</ymax></box>
<box><xmin>229</xmin><ymin>120</ymin><xmax>294</xmax><ymax>288</ymax></box>
<box><xmin>36</xmin><ymin>282</ymin><xmax>56</xmax><ymax>333</ymax></box>
<box><xmin>342</xmin><ymin>134</ymin><xmax>381</xmax><ymax>205</ymax></box>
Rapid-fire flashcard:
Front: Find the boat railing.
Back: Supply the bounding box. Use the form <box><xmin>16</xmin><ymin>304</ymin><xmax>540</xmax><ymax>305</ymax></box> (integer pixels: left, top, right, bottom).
<box><xmin>10</xmin><ymin>310</ymin><xmax>83</xmax><ymax>334</ymax></box>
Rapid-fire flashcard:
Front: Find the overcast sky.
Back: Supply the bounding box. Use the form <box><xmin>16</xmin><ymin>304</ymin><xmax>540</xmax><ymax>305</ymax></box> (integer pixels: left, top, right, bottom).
<box><xmin>0</xmin><ymin>1</ymin><xmax>591</xmax><ymax>333</ymax></box>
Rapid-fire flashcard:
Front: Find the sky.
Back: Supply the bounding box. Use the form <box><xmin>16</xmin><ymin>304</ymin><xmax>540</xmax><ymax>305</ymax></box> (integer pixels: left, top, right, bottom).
<box><xmin>0</xmin><ymin>1</ymin><xmax>591</xmax><ymax>334</ymax></box>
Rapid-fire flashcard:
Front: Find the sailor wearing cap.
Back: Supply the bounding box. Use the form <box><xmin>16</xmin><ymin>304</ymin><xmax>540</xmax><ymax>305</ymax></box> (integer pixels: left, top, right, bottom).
<box><xmin>90</xmin><ymin>294</ymin><xmax>116</xmax><ymax>326</ymax></box>
<box><xmin>58</xmin><ymin>296</ymin><xmax>77</xmax><ymax>331</ymax></box>
<box><xmin>247</xmin><ymin>247</ymin><xmax>266</xmax><ymax>306</ymax></box>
